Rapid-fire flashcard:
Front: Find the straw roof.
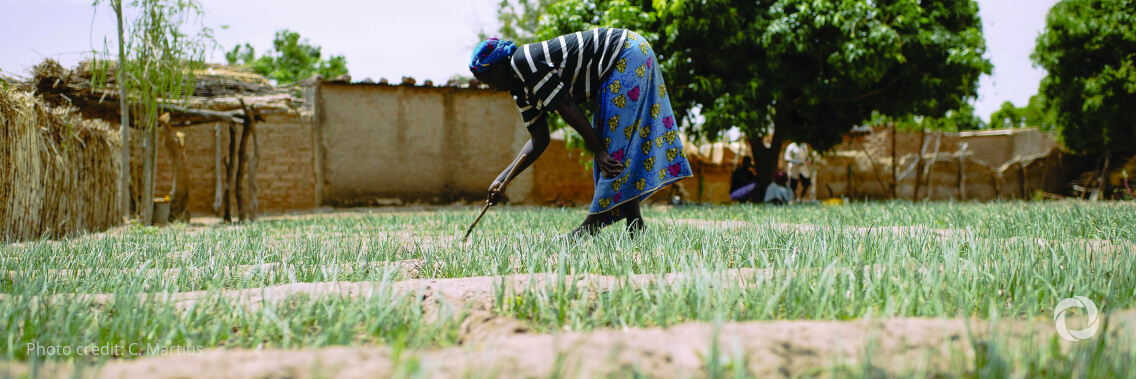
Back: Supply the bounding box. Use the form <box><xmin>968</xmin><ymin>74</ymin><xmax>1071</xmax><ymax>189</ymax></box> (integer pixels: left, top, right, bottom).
<box><xmin>28</xmin><ymin>58</ymin><xmax>300</xmax><ymax>126</ymax></box>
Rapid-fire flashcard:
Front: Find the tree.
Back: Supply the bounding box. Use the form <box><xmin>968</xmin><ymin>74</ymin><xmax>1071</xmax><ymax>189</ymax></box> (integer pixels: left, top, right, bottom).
<box><xmin>502</xmin><ymin>0</ymin><xmax>991</xmax><ymax>199</ymax></box>
<box><xmin>946</xmin><ymin>103</ymin><xmax>987</xmax><ymax>131</ymax></box>
<box><xmin>488</xmin><ymin>0</ymin><xmax>560</xmax><ymax>44</ymax></box>
<box><xmin>91</xmin><ymin>0</ymin><xmax>212</xmax><ymax>223</ymax></box>
<box><xmin>1022</xmin><ymin>94</ymin><xmax>1057</xmax><ymax>132</ymax></box>
<box><xmin>989</xmin><ymin>100</ymin><xmax>1025</xmax><ymax>129</ymax></box>
<box><xmin>227</xmin><ymin>29</ymin><xmax>348</xmax><ymax>84</ymax></box>
<box><xmin>1033</xmin><ymin>0</ymin><xmax>1135</xmax><ymax>156</ymax></box>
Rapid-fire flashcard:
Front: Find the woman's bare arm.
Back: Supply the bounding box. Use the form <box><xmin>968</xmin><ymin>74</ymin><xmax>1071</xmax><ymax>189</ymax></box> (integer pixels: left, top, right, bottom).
<box><xmin>487</xmin><ymin>118</ymin><xmax>551</xmax><ymax>204</ymax></box>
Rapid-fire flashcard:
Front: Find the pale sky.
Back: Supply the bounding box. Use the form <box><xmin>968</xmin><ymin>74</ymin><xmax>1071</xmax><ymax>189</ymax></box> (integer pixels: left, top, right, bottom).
<box><xmin>1</xmin><ymin>0</ymin><xmax>1056</xmax><ymax>122</ymax></box>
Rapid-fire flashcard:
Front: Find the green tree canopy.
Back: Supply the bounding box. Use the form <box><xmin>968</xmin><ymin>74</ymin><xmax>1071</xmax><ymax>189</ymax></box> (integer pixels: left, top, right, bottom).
<box><xmin>989</xmin><ymin>100</ymin><xmax>1025</xmax><ymax>129</ymax></box>
<box><xmin>227</xmin><ymin>29</ymin><xmax>348</xmax><ymax>84</ymax></box>
<box><xmin>880</xmin><ymin>102</ymin><xmax>986</xmax><ymax>132</ymax></box>
<box><xmin>988</xmin><ymin>95</ymin><xmax>1056</xmax><ymax>131</ymax></box>
<box><xmin>1032</xmin><ymin>0</ymin><xmax>1136</xmax><ymax>155</ymax></box>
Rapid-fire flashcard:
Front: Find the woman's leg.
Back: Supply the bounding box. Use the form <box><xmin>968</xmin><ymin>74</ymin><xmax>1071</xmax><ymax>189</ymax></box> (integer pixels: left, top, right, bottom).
<box><xmin>570</xmin><ymin>200</ymin><xmax>644</xmax><ymax>238</ymax></box>
<box><xmin>570</xmin><ymin>200</ymin><xmax>643</xmax><ymax>236</ymax></box>
<box><xmin>621</xmin><ymin>200</ymin><xmax>644</xmax><ymax>235</ymax></box>
<box><xmin>571</xmin><ymin>212</ymin><xmax>609</xmax><ymax>236</ymax></box>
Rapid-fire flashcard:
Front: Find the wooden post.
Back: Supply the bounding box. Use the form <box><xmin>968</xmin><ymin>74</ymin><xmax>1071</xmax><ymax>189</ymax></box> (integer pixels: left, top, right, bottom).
<box><xmin>161</xmin><ymin>114</ymin><xmax>188</xmax><ymax>222</ymax></box>
<box><xmin>213</xmin><ymin>123</ymin><xmax>223</xmax><ymax>213</ymax></box>
<box><xmin>847</xmin><ymin>164</ymin><xmax>856</xmax><ymax>199</ymax></box>
<box><xmin>223</xmin><ymin>121</ymin><xmax>239</xmax><ymax>222</ymax></box>
<box><xmin>249</xmin><ymin>118</ymin><xmax>260</xmax><ymax>221</ymax></box>
<box><xmin>1018</xmin><ymin>161</ymin><xmax>1028</xmax><ymax>199</ymax></box>
<box><xmin>891</xmin><ymin>124</ymin><xmax>898</xmax><ymax>198</ymax></box>
<box><xmin>235</xmin><ymin>120</ymin><xmax>251</xmax><ymax>222</ymax></box>
<box><xmin>235</xmin><ymin>99</ymin><xmax>258</xmax><ymax>222</ymax></box>
<box><xmin>913</xmin><ymin>128</ymin><xmax>927</xmax><ymax>200</ymax></box>
<box><xmin>922</xmin><ymin>131</ymin><xmax>942</xmax><ymax>200</ymax></box>
<box><xmin>245</xmin><ymin>99</ymin><xmax>262</xmax><ymax>221</ymax></box>
<box><xmin>1040</xmin><ymin>155</ymin><xmax>1050</xmax><ymax>194</ymax></box>
<box><xmin>958</xmin><ymin>142</ymin><xmax>968</xmax><ymax>201</ymax></box>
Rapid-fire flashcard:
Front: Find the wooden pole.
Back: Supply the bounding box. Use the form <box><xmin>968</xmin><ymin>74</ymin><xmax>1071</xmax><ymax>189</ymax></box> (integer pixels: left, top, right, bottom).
<box><xmin>958</xmin><ymin>142</ymin><xmax>968</xmax><ymax>201</ymax></box>
<box><xmin>891</xmin><ymin>123</ymin><xmax>898</xmax><ymax>199</ymax></box>
<box><xmin>162</xmin><ymin>114</ymin><xmax>188</xmax><ymax>222</ymax></box>
<box><xmin>223</xmin><ymin>121</ymin><xmax>238</xmax><ymax>222</ymax></box>
<box><xmin>463</xmin><ymin>154</ymin><xmax>527</xmax><ymax>241</ymax></box>
<box><xmin>114</xmin><ymin>0</ymin><xmax>130</xmax><ymax>221</ymax></box>
<box><xmin>235</xmin><ymin>100</ymin><xmax>254</xmax><ymax>222</ymax></box>
<box><xmin>213</xmin><ymin>123</ymin><xmax>223</xmax><ymax>213</ymax></box>
<box><xmin>914</xmin><ymin>128</ymin><xmax>927</xmax><ymax>200</ymax></box>
<box><xmin>239</xmin><ymin>98</ymin><xmax>260</xmax><ymax>221</ymax></box>
<box><xmin>1019</xmin><ymin>161</ymin><xmax>1028</xmax><ymax>199</ymax></box>
<box><xmin>249</xmin><ymin>119</ymin><xmax>260</xmax><ymax>221</ymax></box>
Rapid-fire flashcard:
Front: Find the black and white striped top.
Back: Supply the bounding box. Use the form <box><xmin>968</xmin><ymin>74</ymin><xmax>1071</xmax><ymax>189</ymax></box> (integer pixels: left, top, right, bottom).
<box><xmin>509</xmin><ymin>28</ymin><xmax>630</xmax><ymax>128</ymax></box>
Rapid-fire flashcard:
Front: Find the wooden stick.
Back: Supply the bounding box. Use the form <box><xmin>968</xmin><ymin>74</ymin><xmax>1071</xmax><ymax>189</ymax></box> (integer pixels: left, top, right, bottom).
<box><xmin>462</xmin><ymin>154</ymin><xmax>527</xmax><ymax>242</ymax></box>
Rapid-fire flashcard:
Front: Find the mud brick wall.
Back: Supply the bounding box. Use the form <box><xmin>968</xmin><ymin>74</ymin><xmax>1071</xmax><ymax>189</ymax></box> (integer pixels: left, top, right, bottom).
<box><xmin>150</xmin><ymin>112</ymin><xmax>316</xmax><ymax>215</ymax></box>
<box><xmin>530</xmin><ymin>139</ymin><xmax>595</xmax><ymax>205</ymax></box>
<box><xmin>816</xmin><ymin>127</ymin><xmax>1066</xmax><ymax>201</ymax></box>
<box><xmin>316</xmin><ymin>83</ymin><xmax>534</xmax><ymax>206</ymax></box>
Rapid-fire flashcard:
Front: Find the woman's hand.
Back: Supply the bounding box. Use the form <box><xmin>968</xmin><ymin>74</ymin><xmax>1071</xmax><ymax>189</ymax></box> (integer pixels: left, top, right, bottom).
<box><xmin>487</xmin><ymin>180</ymin><xmax>506</xmax><ymax>205</ymax></box>
<box><xmin>597</xmin><ymin>151</ymin><xmax>624</xmax><ymax>179</ymax></box>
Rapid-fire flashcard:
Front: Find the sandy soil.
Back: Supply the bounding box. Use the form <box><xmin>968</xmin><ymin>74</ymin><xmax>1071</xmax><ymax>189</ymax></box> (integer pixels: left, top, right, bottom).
<box><xmin>7</xmin><ymin>308</ymin><xmax>1132</xmax><ymax>379</ymax></box>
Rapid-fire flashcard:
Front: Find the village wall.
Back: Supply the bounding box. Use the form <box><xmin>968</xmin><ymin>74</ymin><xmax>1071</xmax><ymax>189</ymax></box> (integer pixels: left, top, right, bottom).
<box><xmin>815</xmin><ymin>127</ymin><xmax>1068</xmax><ymax>201</ymax></box>
<box><xmin>314</xmin><ymin>83</ymin><xmax>534</xmax><ymax>206</ymax></box>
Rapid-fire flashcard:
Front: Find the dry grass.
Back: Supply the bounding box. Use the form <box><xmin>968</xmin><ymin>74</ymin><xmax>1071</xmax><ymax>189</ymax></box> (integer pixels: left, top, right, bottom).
<box><xmin>0</xmin><ymin>88</ymin><xmax>120</xmax><ymax>242</ymax></box>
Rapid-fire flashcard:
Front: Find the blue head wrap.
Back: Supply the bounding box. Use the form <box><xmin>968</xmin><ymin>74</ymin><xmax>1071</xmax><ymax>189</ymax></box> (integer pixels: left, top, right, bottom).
<box><xmin>469</xmin><ymin>38</ymin><xmax>517</xmax><ymax>74</ymax></box>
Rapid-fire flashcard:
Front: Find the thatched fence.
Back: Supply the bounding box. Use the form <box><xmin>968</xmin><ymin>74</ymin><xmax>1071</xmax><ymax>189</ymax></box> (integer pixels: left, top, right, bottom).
<box><xmin>1</xmin><ymin>89</ymin><xmax>121</xmax><ymax>242</ymax></box>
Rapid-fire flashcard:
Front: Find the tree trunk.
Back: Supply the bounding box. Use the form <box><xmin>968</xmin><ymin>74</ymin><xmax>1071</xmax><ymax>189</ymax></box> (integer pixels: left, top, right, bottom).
<box><xmin>162</xmin><ymin>119</ymin><xmax>188</xmax><ymax>222</ymax></box>
<box><xmin>750</xmin><ymin>113</ymin><xmax>787</xmax><ymax>203</ymax></box>
<box><xmin>1090</xmin><ymin>150</ymin><xmax>1111</xmax><ymax>201</ymax></box>
<box><xmin>114</xmin><ymin>0</ymin><xmax>130</xmax><ymax>221</ymax></box>
<box><xmin>141</xmin><ymin>119</ymin><xmax>154</xmax><ymax>225</ymax></box>
<box><xmin>223</xmin><ymin>121</ymin><xmax>239</xmax><ymax>222</ymax></box>
<box><xmin>235</xmin><ymin>116</ymin><xmax>253</xmax><ymax>222</ymax></box>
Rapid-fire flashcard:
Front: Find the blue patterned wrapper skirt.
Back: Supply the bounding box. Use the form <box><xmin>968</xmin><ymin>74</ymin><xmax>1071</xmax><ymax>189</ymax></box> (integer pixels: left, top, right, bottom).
<box><xmin>589</xmin><ymin>31</ymin><xmax>693</xmax><ymax>222</ymax></box>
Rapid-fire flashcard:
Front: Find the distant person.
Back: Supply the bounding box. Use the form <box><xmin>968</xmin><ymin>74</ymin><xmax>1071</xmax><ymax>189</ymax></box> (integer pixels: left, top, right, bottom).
<box><xmin>730</xmin><ymin>156</ymin><xmax>758</xmax><ymax>203</ymax></box>
<box><xmin>764</xmin><ymin>170</ymin><xmax>794</xmax><ymax>205</ymax></box>
<box><xmin>470</xmin><ymin>29</ymin><xmax>693</xmax><ymax>237</ymax></box>
<box><xmin>784</xmin><ymin>141</ymin><xmax>812</xmax><ymax>200</ymax></box>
